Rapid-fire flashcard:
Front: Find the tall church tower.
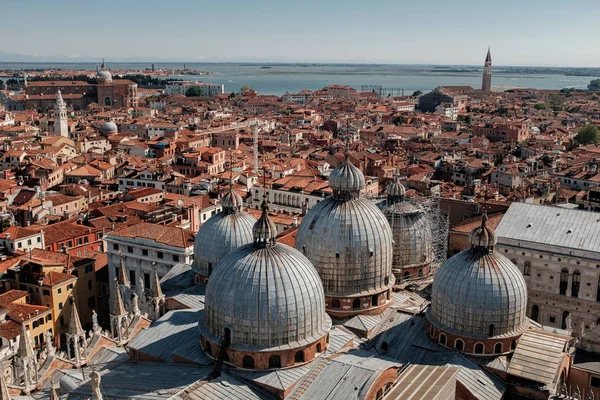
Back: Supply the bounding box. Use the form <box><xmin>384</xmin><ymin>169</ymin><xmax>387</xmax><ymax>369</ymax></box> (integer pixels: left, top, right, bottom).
<box><xmin>54</xmin><ymin>91</ymin><xmax>68</xmax><ymax>137</ymax></box>
<box><xmin>481</xmin><ymin>47</ymin><xmax>492</xmax><ymax>92</ymax></box>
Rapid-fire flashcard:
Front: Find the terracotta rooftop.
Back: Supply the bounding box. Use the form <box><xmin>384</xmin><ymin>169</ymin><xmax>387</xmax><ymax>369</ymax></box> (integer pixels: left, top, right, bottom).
<box><xmin>108</xmin><ymin>222</ymin><xmax>194</xmax><ymax>248</ymax></box>
<box><xmin>42</xmin><ymin>270</ymin><xmax>76</xmax><ymax>287</ymax></box>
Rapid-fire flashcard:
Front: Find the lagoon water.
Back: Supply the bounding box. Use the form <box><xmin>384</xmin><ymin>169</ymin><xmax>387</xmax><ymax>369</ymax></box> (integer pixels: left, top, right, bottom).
<box><xmin>0</xmin><ymin>62</ymin><xmax>596</xmax><ymax>96</ymax></box>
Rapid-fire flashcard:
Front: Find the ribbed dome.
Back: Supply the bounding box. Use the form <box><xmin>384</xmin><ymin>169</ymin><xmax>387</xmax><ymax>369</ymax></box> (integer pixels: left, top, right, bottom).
<box><xmin>202</xmin><ymin>219</ymin><xmax>330</xmax><ymax>351</ymax></box>
<box><xmin>429</xmin><ymin>221</ymin><xmax>527</xmax><ymax>338</ymax></box>
<box><xmin>295</xmin><ymin>197</ymin><xmax>394</xmax><ymax>297</ymax></box>
<box><xmin>191</xmin><ymin>207</ymin><xmax>256</xmax><ymax>277</ymax></box>
<box><xmin>253</xmin><ymin>200</ymin><xmax>277</xmax><ymax>247</ymax></box>
<box><xmin>470</xmin><ymin>213</ymin><xmax>497</xmax><ymax>249</ymax></box>
<box><xmin>101</xmin><ymin>121</ymin><xmax>118</xmax><ymax>134</ymax></box>
<box><xmin>387</xmin><ymin>175</ymin><xmax>405</xmax><ymax>204</ymax></box>
<box><xmin>221</xmin><ymin>190</ymin><xmax>243</xmax><ymax>213</ymax></box>
<box><xmin>328</xmin><ymin>155</ymin><xmax>365</xmax><ymax>200</ymax></box>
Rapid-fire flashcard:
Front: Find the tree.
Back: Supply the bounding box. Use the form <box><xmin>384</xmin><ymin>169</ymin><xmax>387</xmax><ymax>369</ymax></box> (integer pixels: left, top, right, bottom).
<box><xmin>588</xmin><ymin>79</ymin><xmax>600</xmax><ymax>91</ymax></box>
<box><xmin>574</xmin><ymin>125</ymin><xmax>600</xmax><ymax>145</ymax></box>
<box><xmin>228</xmin><ymin>92</ymin><xmax>236</xmax><ymax>99</ymax></box>
<box><xmin>392</xmin><ymin>116</ymin><xmax>406</xmax><ymax>125</ymax></box>
<box><xmin>547</xmin><ymin>94</ymin><xmax>563</xmax><ymax>110</ymax></box>
<box><xmin>412</xmin><ymin>90</ymin><xmax>423</xmax><ymax>97</ymax></box>
<box><xmin>185</xmin><ymin>87</ymin><xmax>205</xmax><ymax>97</ymax></box>
<box><xmin>0</xmin><ymin>79</ymin><xmax>3</xmax><ymax>89</ymax></box>
<box><xmin>534</xmin><ymin>103</ymin><xmax>548</xmax><ymax>110</ymax></box>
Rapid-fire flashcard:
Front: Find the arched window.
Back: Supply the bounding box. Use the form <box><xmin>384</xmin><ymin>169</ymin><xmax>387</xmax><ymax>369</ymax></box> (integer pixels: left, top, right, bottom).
<box><xmin>560</xmin><ymin>268</ymin><xmax>569</xmax><ymax>295</ymax></box>
<box><xmin>403</xmin><ymin>271</ymin><xmax>410</xmax><ymax>279</ymax></box>
<box><xmin>331</xmin><ymin>299</ymin><xmax>340</xmax><ymax>310</ymax></box>
<box><xmin>524</xmin><ymin>261</ymin><xmax>531</xmax><ymax>276</ymax></box>
<box><xmin>511</xmin><ymin>340</ymin><xmax>517</xmax><ymax>350</ymax></box>
<box><xmin>316</xmin><ymin>343</ymin><xmax>322</xmax><ymax>353</ymax></box>
<box><xmin>455</xmin><ymin>339</ymin><xmax>464</xmax><ymax>351</ymax></box>
<box><xmin>384</xmin><ymin>276</ymin><xmax>389</xmax><ymax>286</ymax></box>
<box><xmin>474</xmin><ymin>343</ymin><xmax>484</xmax><ymax>354</ymax></box>
<box><xmin>597</xmin><ymin>277</ymin><xmax>600</xmax><ymax>302</ymax></box>
<box><xmin>353</xmin><ymin>298</ymin><xmax>361</xmax><ymax>310</ymax></box>
<box><xmin>204</xmin><ymin>341</ymin><xmax>212</xmax><ymax>356</ymax></box>
<box><xmin>295</xmin><ymin>351</ymin><xmax>305</xmax><ymax>363</ymax></box>
<box><xmin>223</xmin><ymin>327</ymin><xmax>231</xmax><ymax>346</ymax></box>
<box><xmin>371</xmin><ymin>295</ymin><xmax>378</xmax><ymax>307</ymax></box>
<box><xmin>531</xmin><ymin>305</ymin><xmax>539</xmax><ymax>322</ymax></box>
<box><xmin>381</xmin><ymin>341</ymin><xmax>389</xmax><ymax>352</ymax></box>
<box><xmin>494</xmin><ymin>343</ymin><xmax>502</xmax><ymax>354</ymax></box>
<box><xmin>418</xmin><ymin>269</ymin><xmax>423</xmax><ymax>277</ymax></box>
<box><xmin>572</xmin><ymin>270</ymin><xmax>581</xmax><ymax>298</ymax></box>
<box><xmin>268</xmin><ymin>355</ymin><xmax>281</xmax><ymax>369</ymax></box>
<box><xmin>489</xmin><ymin>324</ymin><xmax>495</xmax><ymax>337</ymax></box>
<box><xmin>561</xmin><ymin>311</ymin><xmax>570</xmax><ymax>330</ymax></box>
<box><xmin>386</xmin><ymin>290</ymin><xmax>391</xmax><ymax>301</ymax></box>
<box><xmin>242</xmin><ymin>355</ymin><xmax>254</xmax><ymax>369</ymax></box>
<box><xmin>439</xmin><ymin>333</ymin><xmax>446</xmax><ymax>346</ymax></box>
<box><xmin>104</xmin><ymin>96</ymin><xmax>112</xmax><ymax>106</ymax></box>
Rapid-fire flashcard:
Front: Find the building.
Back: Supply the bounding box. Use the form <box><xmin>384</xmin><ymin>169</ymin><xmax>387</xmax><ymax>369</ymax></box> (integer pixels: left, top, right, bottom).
<box><xmin>164</xmin><ymin>81</ymin><xmax>224</xmax><ymax>96</ymax></box>
<box><xmin>482</xmin><ymin>47</ymin><xmax>492</xmax><ymax>92</ymax></box>
<box><xmin>418</xmin><ymin>86</ymin><xmax>469</xmax><ymax>112</ymax></box>
<box><xmin>0</xmin><ymin>226</ymin><xmax>45</xmax><ymax>255</ymax></box>
<box><xmin>104</xmin><ymin>223</ymin><xmax>194</xmax><ymax>304</ymax></box>
<box><xmin>495</xmin><ymin>203</ymin><xmax>600</xmax><ymax>337</ymax></box>
<box><xmin>53</xmin><ymin>91</ymin><xmax>68</xmax><ymax>138</ymax></box>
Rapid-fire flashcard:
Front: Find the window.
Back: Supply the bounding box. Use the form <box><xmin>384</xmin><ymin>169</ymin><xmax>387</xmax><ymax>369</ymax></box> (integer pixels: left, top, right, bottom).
<box><xmin>295</xmin><ymin>351</ymin><xmax>305</xmax><ymax>363</ymax></box>
<box><xmin>560</xmin><ymin>268</ymin><xmax>569</xmax><ymax>295</ymax></box>
<box><xmin>562</xmin><ymin>311</ymin><xmax>570</xmax><ymax>330</ymax></box>
<box><xmin>572</xmin><ymin>270</ymin><xmax>581</xmax><ymax>298</ymax></box>
<box><xmin>439</xmin><ymin>333</ymin><xmax>447</xmax><ymax>346</ymax></box>
<box><xmin>113</xmin><ymin>243</ymin><xmax>119</xmax><ymax>251</ymax></box>
<box><xmin>494</xmin><ymin>343</ymin><xmax>502</xmax><ymax>354</ymax></box>
<box><xmin>57</xmin><ymin>288</ymin><xmax>62</xmax><ymax>294</ymax></box>
<box><xmin>173</xmin><ymin>254</ymin><xmax>180</xmax><ymax>262</ymax></box>
<box><xmin>455</xmin><ymin>339</ymin><xmax>464</xmax><ymax>351</ymax></box>
<box><xmin>46</xmin><ymin>315</ymin><xmax>51</xmax><ymax>322</ymax></box>
<box><xmin>489</xmin><ymin>324</ymin><xmax>495</xmax><ymax>337</ymax></box>
<box><xmin>142</xmin><ymin>249</ymin><xmax>148</xmax><ymax>256</ymax></box>
<box><xmin>524</xmin><ymin>262</ymin><xmax>531</xmax><ymax>276</ymax></box>
<box><xmin>127</xmin><ymin>246</ymin><xmax>133</xmax><ymax>253</ymax></box>
<box><xmin>474</xmin><ymin>343</ymin><xmax>484</xmax><ymax>354</ymax></box>
<box><xmin>242</xmin><ymin>356</ymin><xmax>254</xmax><ymax>369</ymax></box>
<box><xmin>129</xmin><ymin>270</ymin><xmax>136</xmax><ymax>285</ymax></box>
<box><xmin>591</xmin><ymin>377</ymin><xmax>600</xmax><ymax>389</ymax></box>
<box><xmin>88</xmin><ymin>295</ymin><xmax>96</xmax><ymax>309</ymax></box>
<box><xmin>352</xmin><ymin>298</ymin><xmax>361</xmax><ymax>310</ymax></box>
<box><xmin>37</xmin><ymin>237</ymin><xmax>41</xmax><ymax>243</ymax></box>
<box><xmin>88</xmin><ymin>280</ymin><xmax>93</xmax><ymax>291</ymax></box>
<box><xmin>27</xmin><ymin>239</ymin><xmax>31</xmax><ymax>246</ymax></box>
<box><xmin>59</xmin><ymin>316</ymin><xmax>64</xmax><ymax>326</ymax></box>
<box><xmin>531</xmin><ymin>305</ymin><xmax>539</xmax><ymax>322</ymax></box>
<box><xmin>157</xmin><ymin>252</ymin><xmax>164</xmax><ymax>259</ymax></box>
<box><xmin>549</xmin><ymin>316</ymin><xmax>556</xmax><ymax>323</ymax></box>
<box><xmin>58</xmin><ymin>302</ymin><xmax>63</xmax><ymax>310</ymax></box>
<box><xmin>331</xmin><ymin>299</ymin><xmax>341</xmax><ymax>310</ymax></box>
<box><xmin>67</xmin><ymin>284</ymin><xmax>73</xmax><ymax>290</ymax></box>
<box><xmin>269</xmin><ymin>355</ymin><xmax>281</xmax><ymax>368</ymax></box>
<box><xmin>85</xmin><ymin>265</ymin><xmax>93</xmax><ymax>273</ymax></box>
<box><xmin>144</xmin><ymin>273</ymin><xmax>150</xmax><ymax>289</ymax></box>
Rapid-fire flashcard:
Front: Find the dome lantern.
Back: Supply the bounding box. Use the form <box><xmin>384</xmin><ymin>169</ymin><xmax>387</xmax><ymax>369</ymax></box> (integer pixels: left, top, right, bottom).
<box><xmin>386</xmin><ymin>171</ymin><xmax>406</xmax><ymax>206</ymax></box>
<box><xmin>253</xmin><ymin>199</ymin><xmax>277</xmax><ymax>247</ymax></box>
<box><xmin>328</xmin><ymin>152</ymin><xmax>365</xmax><ymax>201</ymax></box>
<box><xmin>469</xmin><ymin>212</ymin><xmax>497</xmax><ymax>252</ymax></box>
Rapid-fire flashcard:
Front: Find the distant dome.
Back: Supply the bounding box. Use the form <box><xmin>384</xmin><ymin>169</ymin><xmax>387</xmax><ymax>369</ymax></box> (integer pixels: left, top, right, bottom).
<box><xmin>296</xmin><ymin>156</ymin><xmax>394</xmax><ymax>316</ymax></box>
<box><xmin>100</xmin><ymin>121</ymin><xmax>118</xmax><ymax>134</ymax></box>
<box><xmin>386</xmin><ymin>173</ymin><xmax>405</xmax><ymax>203</ymax></box>
<box><xmin>429</xmin><ymin>215</ymin><xmax>527</xmax><ymax>340</ymax></box>
<box><xmin>201</xmin><ymin>200</ymin><xmax>330</xmax><ymax>368</ymax></box>
<box><xmin>191</xmin><ymin>189</ymin><xmax>256</xmax><ymax>282</ymax></box>
<box><xmin>96</xmin><ymin>61</ymin><xmax>112</xmax><ymax>84</ymax></box>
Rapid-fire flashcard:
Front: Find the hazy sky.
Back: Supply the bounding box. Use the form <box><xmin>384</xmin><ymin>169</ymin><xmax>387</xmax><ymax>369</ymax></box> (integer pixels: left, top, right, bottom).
<box><xmin>2</xmin><ymin>0</ymin><xmax>599</xmax><ymax>66</ymax></box>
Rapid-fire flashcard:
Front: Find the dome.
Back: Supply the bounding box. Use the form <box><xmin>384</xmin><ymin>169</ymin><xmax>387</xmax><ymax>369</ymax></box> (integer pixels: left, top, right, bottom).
<box><xmin>429</xmin><ymin>217</ymin><xmax>527</xmax><ymax>338</ymax></box>
<box><xmin>469</xmin><ymin>213</ymin><xmax>497</xmax><ymax>249</ymax></box>
<box><xmin>296</xmin><ymin>199</ymin><xmax>394</xmax><ymax>298</ymax></box>
<box><xmin>202</xmin><ymin>202</ymin><xmax>330</xmax><ymax>353</ymax></box>
<box><xmin>386</xmin><ymin>174</ymin><xmax>405</xmax><ymax>203</ymax></box>
<box><xmin>328</xmin><ymin>154</ymin><xmax>365</xmax><ymax>200</ymax></box>
<box><xmin>96</xmin><ymin>61</ymin><xmax>112</xmax><ymax>84</ymax></box>
<box><xmin>101</xmin><ymin>121</ymin><xmax>118</xmax><ymax>134</ymax></box>
<box><xmin>191</xmin><ymin>192</ymin><xmax>256</xmax><ymax>279</ymax></box>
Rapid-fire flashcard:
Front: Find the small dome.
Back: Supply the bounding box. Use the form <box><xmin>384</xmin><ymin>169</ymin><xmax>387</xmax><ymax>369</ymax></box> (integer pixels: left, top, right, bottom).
<box><xmin>96</xmin><ymin>61</ymin><xmax>112</xmax><ymax>84</ymax></box>
<box><xmin>328</xmin><ymin>154</ymin><xmax>365</xmax><ymax>200</ymax></box>
<box><xmin>253</xmin><ymin>200</ymin><xmax>277</xmax><ymax>246</ymax></box>
<box><xmin>429</xmin><ymin>219</ymin><xmax>528</xmax><ymax>338</ymax></box>
<box><xmin>386</xmin><ymin>174</ymin><xmax>405</xmax><ymax>205</ymax></box>
<box><xmin>470</xmin><ymin>213</ymin><xmax>497</xmax><ymax>249</ymax></box>
<box><xmin>202</xmin><ymin>204</ymin><xmax>329</xmax><ymax>352</ymax></box>
<box><xmin>101</xmin><ymin>121</ymin><xmax>118</xmax><ymax>134</ymax></box>
<box><xmin>191</xmin><ymin>206</ymin><xmax>256</xmax><ymax>277</ymax></box>
<box><xmin>221</xmin><ymin>190</ymin><xmax>243</xmax><ymax>213</ymax></box>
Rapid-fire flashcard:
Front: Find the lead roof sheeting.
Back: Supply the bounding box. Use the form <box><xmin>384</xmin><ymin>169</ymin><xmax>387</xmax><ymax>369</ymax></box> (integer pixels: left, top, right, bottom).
<box><xmin>173</xmin><ymin>372</ymin><xmax>268</xmax><ymax>400</ymax></box>
<box><xmin>128</xmin><ymin>309</ymin><xmax>203</xmax><ymax>362</ymax></box>
<box><xmin>232</xmin><ymin>364</ymin><xmax>311</xmax><ymax>390</ymax></box>
<box><xmin>495</xmin><ymin>202</ymin><xmax>600</xmax><ymax>254</ymax></box>
<box><xmin>506</xmin><ymin>330</ymin><xmax>568</xmax><ymax>385</ymax></box>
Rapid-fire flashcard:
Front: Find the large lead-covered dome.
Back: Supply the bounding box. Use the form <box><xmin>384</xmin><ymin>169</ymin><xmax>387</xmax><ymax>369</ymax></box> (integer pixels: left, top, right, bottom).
<box><xmin>295</xmin><ymin>155</ymin><xmax>394</xmax><ymax>301</ymax></box>
<box><xmin>202</xmin><ymin>200</ymin><xmax>330</xmax><ymax>353</ymax></box>
<box><xmin>429</xmin><ymin>214</ymin><xmax>528</xmax><ymax>338</ymax></box>
<box><xmin>191</xmin><ymin>189</ymin><xmax>256</xmax><ymax>281</ymax></box>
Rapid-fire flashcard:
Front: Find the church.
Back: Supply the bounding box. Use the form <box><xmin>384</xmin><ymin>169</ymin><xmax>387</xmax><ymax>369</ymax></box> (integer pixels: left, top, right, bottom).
<box><xmin>22</xmin><ymin>62</ymin><xmax>138</xmax><ymax>111</ymax></box>
<box><xmin>2</xmin><ymin>156</ymin><xmax>584</xmax><ymax>400</ymax></box>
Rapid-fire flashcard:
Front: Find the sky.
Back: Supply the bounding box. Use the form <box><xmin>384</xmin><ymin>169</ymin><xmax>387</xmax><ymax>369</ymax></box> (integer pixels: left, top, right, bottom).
<box><xmin>1</xmin><ymin>0</ymin><xmax>599</xmax><ymax>67</ymax></box>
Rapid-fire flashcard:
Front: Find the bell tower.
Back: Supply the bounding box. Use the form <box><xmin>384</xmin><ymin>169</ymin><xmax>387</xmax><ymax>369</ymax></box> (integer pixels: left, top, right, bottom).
<box><xmin>481</xmin><ymin>47</ymin><xmax>492</xmax><ymax>92</ymax></box>
<box><xmin>54</xmin><ymin>91</ymin><xmax>68</xmax><ymax>137</ymax></box>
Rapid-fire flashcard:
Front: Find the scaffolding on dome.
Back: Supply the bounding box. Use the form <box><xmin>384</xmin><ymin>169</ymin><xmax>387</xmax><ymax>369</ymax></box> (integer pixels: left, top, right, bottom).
<box><xmin>377</xmin><ymin>194</ymin><xmax>449</xmax><ymax>290</ymax></box>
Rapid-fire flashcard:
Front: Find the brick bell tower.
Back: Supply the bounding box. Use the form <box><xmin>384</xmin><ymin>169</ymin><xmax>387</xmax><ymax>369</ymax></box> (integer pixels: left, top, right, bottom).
<box><xmin>481</xmin><ymin>47</ymin><xmax>492</xmax><ymax>92</ymax></box>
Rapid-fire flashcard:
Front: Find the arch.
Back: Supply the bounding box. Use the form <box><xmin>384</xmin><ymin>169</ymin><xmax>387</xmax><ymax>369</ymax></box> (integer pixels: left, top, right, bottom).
<box><xmin>268</xmin><ymin>355</ymin><xmax>281</xmax><ymax>369</ymax></box>
<box><xmin>384</xmin><ymin>276</ymin><xmax>389</xmax><ymax>286</ymax></box>
<box><xmin>381</xmin><ymin>341</ymin><xmax>389</xmax><ymax>352</ymax></box>
<box><xmin>561</xmin><ymin>311</ymin><xmax>570</xmax><ymax>330</ymax></box>
<box><xmin>295</xmin><ymin>350</ymin><xmax>305</xmax><ymax>363</ymax></box>
<box><xmin>316</xmin><ymin>343</ymin><xmax>322</xmax><ymax>353</ymax></box>
<box><xmin>104</xmin><ymin>96</ymin><xmax>112</xmax><ymax>106</ymax></box>
<box><xmin>524</xmin><ymin>261</ymin><xmax>531</xmax><ymax>276</ymax></box>
<box><xmin>439</xmin><ymin>333</ymin><xmax>446</xmax><ymax>346</ymax></box>
<box><xmin>386</xmin><ymin>290</ymin><xmax>391</xmax><ymax>301</ymax></box>
<box><xmin>531</xmin><ymin>305</ymin><xmax>539</xmax><ymax>322</ymax></box>
<box><xmin>489</xmin><ymin>324</ymin><xmax>495</xmax><ymax>337</ymax></box>
<box><xmin>511</xmin><ymin>339</ymin><xmax>517</xmax><ymax>350</ymax></box>
<box><xmin>559</xmin><ymin>268</ymin><xmax>569</xmax><ymax>295</ymax></box>
<box><xmin>474</xmin><ymin>343</ymin><xmax>484</xmax><ymax>354</ymax></box>
<box><xmin>242</xmin><ymin>355</ymin><xmax>254</xmax><ymax>369</ymax></box>
<box><xmin>494</xmin><ymin>342</ymin><xmax>503</xmax><ymax>354</ymax></box>
<box><xmin>204</xmin><ymin>341</ymin><xmax>212</xmax><ymax>356</ymax></box>
<box><xmin>331</xmin><ymin>299</ymin><xmax>341</xmax><ymax>310</ymax></box>
<box><xmin>371</xmin><ymin>295</ymin><xmax>378</xmax><ymax>307</ymax></box>
<box><xmin>353</xmin><ymin>298</ymin><xmax>361</xmax><ymax>310</ymax></box>
<box><xmin>572</xmin><ymin>270</ymin><xmax>581</xmax><ymax>298</ymax></box>
<box><xmin>454</xmin><ymin>339</ymin><xmax>464</xmax><ymax>351</ymax></box>
<box><xmin>403</xmin><ymin>271</ymin><xmax>410</xmax><ymax>279</ymax></box>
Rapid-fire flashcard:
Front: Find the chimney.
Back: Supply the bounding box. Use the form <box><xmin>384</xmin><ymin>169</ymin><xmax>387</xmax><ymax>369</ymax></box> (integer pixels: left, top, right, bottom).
<box><xmin>292</xmin><ymin>217</ymin><xmax>298</xmax><ymax>227</ymax></box>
